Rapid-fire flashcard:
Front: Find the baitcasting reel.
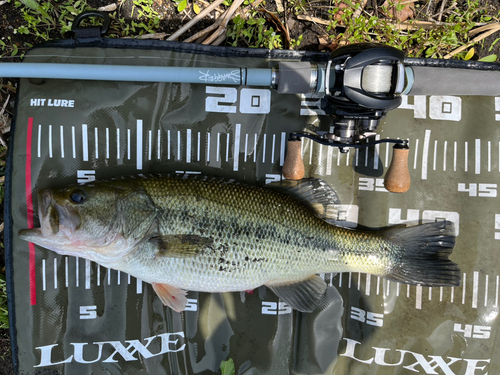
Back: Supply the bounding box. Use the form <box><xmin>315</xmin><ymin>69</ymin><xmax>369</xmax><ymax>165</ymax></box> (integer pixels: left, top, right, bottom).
<box><xmin>273</xmin><ymin>43</ymin><xmax>413</xmax><ymax>193</ymax></box>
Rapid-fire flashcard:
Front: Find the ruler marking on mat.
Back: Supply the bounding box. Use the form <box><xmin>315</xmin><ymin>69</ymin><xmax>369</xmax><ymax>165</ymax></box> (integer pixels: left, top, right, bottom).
<box><xmin>48</xmin><ymin>125</ymin><xmax>53</xmax><ymax>158</ymax></box>
<box><xmin>95</xmin><ymin>127</ymin><xmax>98</xmax><ymax>159</ymax></box>
<box><xmin>365</xmin><ymin>275</ymin><xmax>371</xmax><ymax>296</ymax></box>
<box><xmin>116</xmin><ymin>128</ymin><xmax>120</xmax><ymax>160</ymax></box>
<box><xmin>326</xmin><ymin>146</ymin><xmax>333</xmax><ymax>175</ymax></box>
<box><xmin>465</xmin><ymin>141</ymin><xmax>468</xmax><ymax>172</ymax></box>
<box><xmin>207</xmin><ymin>132</ymin><xmax>210</xmax><ymax>163</ymax></box>
<box><xmin>384</xmin><ymin>139</ymin><xmax>389</xmax><ymax>167</ymax></box>
<box><xmin>137</xmin><ymin>120</ymin><xmax>143</xmax><ymax>170</ymax></box>
<box><xmin>413</xmin><ymin>139</ymin><xmax>419</xmax><ymax>170</ymax></box>
<box><xmin>488</xmin><ymin>141</ymin><xmax>491</xmax><ymax>172</ymax></box>
<box><xmin>178</xmin><ymin>131</ymin><xmax>181</xmax><ymax>161</ymax></box>
<box><xmin>197</xmin><ymin>132</ymin><xmax>201</xmax><ymax>162</ymax></box>
<box><xmin>85</xmin><ymin>259</ymin><xmax>91</xmax><ymax>290</ymax></box>
<box><xmin>53</xmin><ymin>258</ymin><xmax>57</xmax><ymax>289</ymax></box>
<box><xmin>97</xmin><ymin>264</ymin><xmax>100</xmax><ymax>287</ymax></box>
<box><xmin>106</xmin><ymin>128</ymin><xmax>109</xmax><ymax>159</ymax></box>
<box><xmin>485</xmin><ymin>274</ymin><xmax>489</xmax><ymax>307</ymax></box>
<box><xmin>186</xmin><ymin>129</ymin><xmax>192</xmax><ymax>164</ymax></box>
<box><xmin>472</xmin><ymin>271</ymin><xmax>479</xmax><ymax>308</ymax></box>
<box><xmin>167</xmin><ymin>130</ymin><xmax>171</xmax><ymax>160</ymax></box>
<box><xmin>137</xmin><ymin>279</ymin><xmax>142</xmax><ymax>294</ymax></box>
<box><xmin>233</xmin><ymin>124</ymin><xmax>241</xmax><ymax>171</ymax></box>
<box><xmin>374</xmin><ymin>135</ymin><xmax>380</xmax><ymax>170</ymax></box>
<box><xmin>475</xmin><ymin>139</ymin><xmax>481</xmax><ymax>175</ymax></box>
<box><xmin>65</xmin><ymin>257</ymin><xmax>68</xmax><ymax>288</ymax></box>
<box><xmin>75</xmin><ymin>257</ymin><xmax>79</xmax><ymax>288</ymax></box>
<box><xmin>495</xmin><ymin>275</ymin><xmax>499</xmax><ymax>308</ymax></box>
<box><xmin>37</xmin><ymin>124</ymin><xmax>42</xmax><ymax>158</ymax></box>
<box><xmin>216</xmin><ymin>133</ymin><xmax>220</xmax><ymax>162</ymax></box>
<box><xmin>462</xmin><ymin>273</ymin><xmax>467</xmax><ymax>305</ymax></box>
<box><xmin>454</xmin><ymin>141</ymin><xmax>457</xmax><ymax>172</ymax></box>
<box><xmin>117</xmin><ymin>270</ymin><xmax>121</xmax><ymax>285</ymax></box>
<box><xmin>244</xmin><ymin>134</ymin><xmax>249</xmax><ymax>163</ymax></box>
<box><xmin>422</xmin><ymin>130</ymin><xmax>431</xmax><ymax>180</ymax></box>
<box><xmin>42</xmin><ymin>259</ymin><xmax>46</xmax><ymax>291</ymax></box>
<box><xmin>416</xmin><ymin>285</ymin><xmax>422</xmax><ymax>310</ymax></box>
<box><xmin>254</xmin><ymin>134</ymin><xmax>257</xmax><ymax>163</ymax></box>
<box><xmin>82</xmin><ymin>124</ymin><xmax>88</xmax><ymax>162</ymax></box>
<box><xmin>271</xmin><ymin>134</ymin><xmax>276</xmax><ymax>164</ymax></box>
<box><xmin>148</xmin><ymin>130</ymin><xmax>152</xmax><ymax>161</ymax></box>
<box><xmin>443</xmin><ymin>141</ymin><xmax>447</xmax><ymax>171</ymax></box>
<box><xmin>376</xmin><ymin>276</ymin><xmax>380</xmax><ymax>295</ymax></box>
<box><xmin>60</xmin><ymin>126</ymin><xmax>65</xmax><ymax>158</ymax></box>
<box><xmin>433</xmin><ymin>140</ymin><xmax>437</xmax><ymax>171</ymax></box>
<box><xmin>263</xmin><ymin>134</ymin><xmax>267</xmax><ymax>163</ymax></box>
<box><xmin>226</xmin><ymin>133</ymin><xmax>230</xmax><ymax>163</ymax></box>
<box><xmin>127</xmin><ymin>129</ymin><xmax>131</xmax><ymax>160</ymax></box>
<box><xmin>280</xmin><ymin>132</ymin><xmax>286</xmax><ymax>166</ymax></box>
<box><xmin>158</xmin><ymin>129</ymin><xmax>161</xmax><ymax>160</ymax></box>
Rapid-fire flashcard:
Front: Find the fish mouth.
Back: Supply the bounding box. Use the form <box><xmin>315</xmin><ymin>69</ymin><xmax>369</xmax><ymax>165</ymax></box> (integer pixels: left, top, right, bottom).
<box><xmin>19</xmin><ymin>189</ymin><xmax>81</xmax><ymax>241</ymax></box>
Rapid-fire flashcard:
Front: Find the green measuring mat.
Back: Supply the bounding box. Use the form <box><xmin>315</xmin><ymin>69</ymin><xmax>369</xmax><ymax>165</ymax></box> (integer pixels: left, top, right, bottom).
<box><xmin>5</xmin><ymin>38</ymin><xmax>500</xmax><ymax>374</ymax></box>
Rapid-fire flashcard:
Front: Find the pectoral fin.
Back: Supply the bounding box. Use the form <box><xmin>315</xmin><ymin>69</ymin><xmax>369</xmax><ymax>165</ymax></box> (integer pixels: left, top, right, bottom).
<box><xmin>266</xmin><ymin>275</ymin><xmax>327</xmax><ymax>312</ymax></box>
<box><xmin>150</xmin><ymin>234</ymin><xmax>213</xmax><ymax>258</ymax></box>
<box><xmin>152</xmin><ymin>283</ymin><xmax>188</xmax><ymax>312</ymax></box>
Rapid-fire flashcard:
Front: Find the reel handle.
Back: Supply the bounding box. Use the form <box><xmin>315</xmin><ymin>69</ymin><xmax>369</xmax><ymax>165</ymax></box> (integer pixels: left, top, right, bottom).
<box><xmin>384</xmin><ymin>144</ymin><xmax>411</xmax><ymax>193</ymax></box>
<box><xmin>283</xmin><ymin>139</ymin><xmax>305</xmax><ymax>180</ymax></box>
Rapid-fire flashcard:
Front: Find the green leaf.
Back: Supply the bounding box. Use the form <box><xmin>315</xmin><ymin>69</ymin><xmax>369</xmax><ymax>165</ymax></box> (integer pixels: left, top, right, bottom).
<box><xmin>220</xmin><ymin>359</ymin><xmax>235</xmax><ymax>375</ymax></box>
<box><xmin>193</xmin><ymin>2</ymin><xmax>200</xmax><ymax>14</ymax></box>
<box><xmin>177</xmin><ymin>0</ymin><xmax>187</xmax><ymax>12</ymax></box>
<box><xmin>479</xmin><ymin>54</ymin><xmax>497</xmax><ymax>62</ymax></box>
<box><xmin>489</xmin><ymin>38</ymin><xmax>500</xmax><ymax>52</ymax></box>
<box><xmin>19</xmin><ymin>0</ymin><xmax>41</xmax><ymax>11</ymax></box>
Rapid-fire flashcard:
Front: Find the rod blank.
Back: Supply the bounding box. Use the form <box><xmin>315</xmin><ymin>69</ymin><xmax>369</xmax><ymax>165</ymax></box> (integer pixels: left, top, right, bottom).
<box><xmin>0</xmin><ymin>62</ymin><xmax>273</xmax><ymax>86</ymax></box>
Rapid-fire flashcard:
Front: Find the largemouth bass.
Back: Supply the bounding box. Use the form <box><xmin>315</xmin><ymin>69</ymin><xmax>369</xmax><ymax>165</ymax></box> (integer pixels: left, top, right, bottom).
<box><xmin>19</xmin><ymin>175</ymin><xmax>461</xmax><ymax>312</ymax></box>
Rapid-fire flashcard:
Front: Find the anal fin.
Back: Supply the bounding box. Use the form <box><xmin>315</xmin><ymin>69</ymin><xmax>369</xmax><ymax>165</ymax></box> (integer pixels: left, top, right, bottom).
<box><xmin>266</xmin><ymin>275</ymin><xmax>327</xmax><ymax>313</ymax></box>
<box><xmin>152</xmin><ymin>283</ymin><xmax>188</xmax><ymax>312</ymax></box>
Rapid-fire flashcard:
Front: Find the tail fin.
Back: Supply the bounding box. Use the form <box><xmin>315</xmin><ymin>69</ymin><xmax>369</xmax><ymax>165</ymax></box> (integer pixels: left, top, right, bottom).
<box><xmin>384</xmin><ymin>221</ymin><xmax>461</xmax><ymax>287</ymax></box>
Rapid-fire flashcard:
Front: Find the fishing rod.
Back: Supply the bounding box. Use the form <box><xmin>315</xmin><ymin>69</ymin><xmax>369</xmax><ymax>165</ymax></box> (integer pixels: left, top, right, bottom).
<box><xmin>3</xmin><ymin>42</ymin><xmax>500</xmax><ymax>192</ymax></box>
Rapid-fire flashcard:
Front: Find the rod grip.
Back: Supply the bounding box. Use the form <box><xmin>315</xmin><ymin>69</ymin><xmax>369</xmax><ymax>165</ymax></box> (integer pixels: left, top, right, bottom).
<box><xmin>283</xmin><ymin>139</ymin><xmax>304</xmax><ymax>180</ymax></box>
<box><xmin>384</xmin><ymin>144</ymin><xmax>411</xmax><ymax>193</ymax></box>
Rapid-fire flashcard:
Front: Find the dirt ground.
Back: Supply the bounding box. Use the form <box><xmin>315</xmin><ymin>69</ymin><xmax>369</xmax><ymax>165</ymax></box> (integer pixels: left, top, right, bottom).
<box><xmin>1</xmin><ymin>0</ymin><xmax>500</xmax><ymax>374</ymax></box>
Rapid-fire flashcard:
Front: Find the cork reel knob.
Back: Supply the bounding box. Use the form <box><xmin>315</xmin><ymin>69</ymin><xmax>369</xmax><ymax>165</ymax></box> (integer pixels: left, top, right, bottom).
<box><xmin>384</xmin><ymin>143</ymin><xmax>411</xmax><ymax>193</ymax></box>
<box><xmin>283</xmin><ymin>139</ymin><xmax>305</xmax><ymax>180</ymax></box>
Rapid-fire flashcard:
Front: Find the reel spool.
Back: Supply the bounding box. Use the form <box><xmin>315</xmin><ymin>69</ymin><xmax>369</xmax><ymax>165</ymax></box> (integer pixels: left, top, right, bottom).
<box><xmin>282</xmin><ymin>43</ymin><xmax>413</xmax><ymax>193</ymax></box>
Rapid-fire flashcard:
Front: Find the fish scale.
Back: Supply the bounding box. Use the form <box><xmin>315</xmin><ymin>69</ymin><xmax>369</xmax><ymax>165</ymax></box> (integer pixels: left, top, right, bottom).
<box><xmin>19</xmin><ymin>175</ymin><xmax>461</xmax><ymax>312</ymax></box>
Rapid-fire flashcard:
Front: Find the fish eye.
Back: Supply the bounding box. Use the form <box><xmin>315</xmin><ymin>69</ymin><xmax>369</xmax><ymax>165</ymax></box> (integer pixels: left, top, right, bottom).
<box><xmin>70</xmin><ymin>190</ymin><xmax>86</xmax><ymax>204</ymax></box>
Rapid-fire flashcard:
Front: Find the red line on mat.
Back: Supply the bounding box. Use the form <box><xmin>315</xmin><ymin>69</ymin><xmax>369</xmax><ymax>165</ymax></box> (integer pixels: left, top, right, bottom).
<box><xmin>25</xmin><ymin>117</ymin><xmax>36</xmax><ymax>306</ymax></box>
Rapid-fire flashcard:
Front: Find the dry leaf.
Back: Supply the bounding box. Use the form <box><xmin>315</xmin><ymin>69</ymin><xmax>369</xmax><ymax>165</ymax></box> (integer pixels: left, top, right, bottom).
<box><xmin>318</xmin><ymin>36</ymin><xmax>338</xmax><ymax>51</ymax></box>
<box><xmin>97</xmin><ymin>3</ymin><xmax>117</xmax><ymax>12</ymax></box>
<box><xmin>381</xmin><ymin>0</ymin><xmax>414</xmax><ymax>22</ymax></box>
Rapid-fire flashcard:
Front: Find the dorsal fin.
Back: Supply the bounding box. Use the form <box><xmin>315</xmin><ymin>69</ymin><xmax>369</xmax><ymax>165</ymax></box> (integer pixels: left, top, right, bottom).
<box><xmin>268</xmin><ymin>178</ymin><xmax>342</xmax><ymax>223</ymax></box>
